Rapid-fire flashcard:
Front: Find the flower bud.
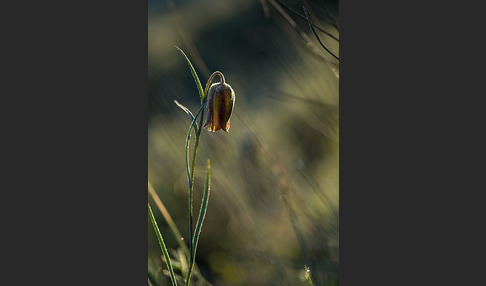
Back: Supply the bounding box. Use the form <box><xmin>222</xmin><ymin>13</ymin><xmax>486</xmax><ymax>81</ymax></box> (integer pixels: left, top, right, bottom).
<box><xmin>203</xmin><ymin>82</ymin><xmax>235</xmax><ymax>132</ymax></box>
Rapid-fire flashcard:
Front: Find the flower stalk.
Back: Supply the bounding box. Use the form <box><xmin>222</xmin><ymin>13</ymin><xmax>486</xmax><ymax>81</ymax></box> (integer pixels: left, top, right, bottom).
<box><xmin>173</xmin><ymin>46</ymin><xmax>235</xmax><ymax>286</ymax></box>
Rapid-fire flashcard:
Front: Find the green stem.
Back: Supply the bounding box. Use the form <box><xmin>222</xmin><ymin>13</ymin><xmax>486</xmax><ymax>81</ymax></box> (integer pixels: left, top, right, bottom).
<box><xmin>186</xmin><ymin>72</ymin><xmax>223</xmax><ymax>286</ymax></box>
<box><xmin>184</xmin><ymin>105</ymin><xmax>205</xmax><ymax>262</ymax></box>
<box><xmin>176</xmin><ymin>46</ymin><xmax>215</xmax><ymax>286</ymax></box>
<box><xmin>148</xmin><ymin>180</ymin><xmax>213</xmax><ymax>285</ymax></box>
<box><xmin>185</xmin><ymin>105</ymin><xmax>205</xmax><ymax>191</ymax></box>
<box><xmin>186</xmin><ymin>109</ymin><xmax>205</xmax><ymax>286</ymax></box>
<box><xmin>148</xmin><ymin>203</ymin><xmax>178</xmax><ymax>286</ymax></box>
<box><xmin>203</xmin><ymin>71</ymin><xmax>225</xmax><ymax>98</ymax></box>
<box><xmin>177</xmin><ymin>53</ymin><xmax>224</xmax><ymax>286</ymax></box>
<box><xmin>187</xmin><ymin>160</ymin><xmax>211</xmax><ymax>285</ymax></box>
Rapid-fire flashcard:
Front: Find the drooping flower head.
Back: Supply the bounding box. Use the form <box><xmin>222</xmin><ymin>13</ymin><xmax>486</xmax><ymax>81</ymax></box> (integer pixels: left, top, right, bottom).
<box><xmin>203</xmin><ymin>81</ymin><xmax>235</xmax><ymax>132</ymax></box>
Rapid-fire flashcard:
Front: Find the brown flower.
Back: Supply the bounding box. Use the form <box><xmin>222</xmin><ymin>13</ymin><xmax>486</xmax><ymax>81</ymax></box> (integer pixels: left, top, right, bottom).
<box><xmin>203</xmin><ymin>82</ymin><xmax>235</xmax><ymax>132</ymax></box>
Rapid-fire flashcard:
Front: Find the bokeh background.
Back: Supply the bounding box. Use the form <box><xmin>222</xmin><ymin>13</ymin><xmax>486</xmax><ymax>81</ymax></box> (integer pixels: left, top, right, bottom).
<box><xmin>148</xmin><ymin>0</ymin><xmax>339</xmax><ymax>285</ymax></box>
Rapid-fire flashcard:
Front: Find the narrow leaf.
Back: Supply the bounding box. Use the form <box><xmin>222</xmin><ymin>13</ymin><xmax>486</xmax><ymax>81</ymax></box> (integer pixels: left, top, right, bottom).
<box><xmin>186</xmin><ymin>160</ymin><xmax>211</xmax><ymax>285</ymax></box>
<box><xmin>175</xmin><ymin>46</ymin><xmax>205</xmax><ymax>103</ymax></box>
<box><xmin>148</xmin><ymin>203</ymin><xmax>178</xmax><ymax>286</ymax></box>
<box><xmin>174</xmin><ymin>100</ymin><xmax>199</xmax><ymax>135</ymax></box>
<box><xmin>192</xmin><ymin>159</ymin><xmax>211</xmax><ymax>256</ymax></box>
<box><xmin>148</xmin><ymin>181</ymin><xmax>213</xmax><ymax>286</ymax></box>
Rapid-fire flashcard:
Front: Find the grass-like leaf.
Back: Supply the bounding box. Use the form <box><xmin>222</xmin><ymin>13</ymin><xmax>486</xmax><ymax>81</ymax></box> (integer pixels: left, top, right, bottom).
<box><xmin>174</xmin><ymin>100</ymin><xmax>199</xmax><ymax>135</ymax></box>
<box><xmin>192</xmin><ymin>159</ymin><xmax>211</xmax><ymax>257</ymax></box>
<box><xmin>186</xmin><ymin>159</ymin><xmax>211</xmax><ymax>286</ymax></box>
<box><xmin>175</xmin><ymin>46</ymin><xmax>205</xmax><ymax>103</ymax></box>
<box><xmin>148</xmin><ymin>203</ymin><xmax>178</xmax><ymax>286</ymax></box>
<box><xmin>148</xmin><ymin>180</ymin><xmax>213</xmax><ymax>286</ymax></box>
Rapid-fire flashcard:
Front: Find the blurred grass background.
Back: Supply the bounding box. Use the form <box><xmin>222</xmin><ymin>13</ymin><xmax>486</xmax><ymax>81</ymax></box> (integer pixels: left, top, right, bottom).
<box><xmin>148</xmin><ymin>0</ymin><xmax>339</xmax><ymax>285</ymax></box>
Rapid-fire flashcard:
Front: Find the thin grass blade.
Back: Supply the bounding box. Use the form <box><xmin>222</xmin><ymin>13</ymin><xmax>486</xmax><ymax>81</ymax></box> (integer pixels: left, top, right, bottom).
<box><xmin>192</xmin><ymin>159</ymin><xmax>211</xmax><ymax>254</ymax></box>
<box><xmin>148</xmin><ymin>181</ymin><xmax>213</xmax><ymax>286</ymax></box>
<box><xmin>148</xmin><ymin>203</ymin><xmax>178</xmax><ymax>286</ymax></box>
<box><xmin>186</xmin><ymin>160</ymin><xmax>211</xmax><ymax>285</ymax></box>
<box><xmin>174</xmin><ymin>100</ymin><xmax>199</xmax><ymax>135</ymax></box>
<box><xmin>175</xmin><ymin>46</ymin><xmax>205</xmax><ymax>103</ymax></box>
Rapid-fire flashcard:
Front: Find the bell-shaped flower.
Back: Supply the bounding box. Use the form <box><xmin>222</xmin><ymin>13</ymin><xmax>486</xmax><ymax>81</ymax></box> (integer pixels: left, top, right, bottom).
<box><xmin>203</xmin><ymin>82</ymin><xmax>235</xmax><ymax>132</ymax></box>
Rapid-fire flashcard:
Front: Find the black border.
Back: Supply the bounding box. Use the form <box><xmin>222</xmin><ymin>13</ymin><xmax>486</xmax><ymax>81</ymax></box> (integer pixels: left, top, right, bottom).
<box><xmin>3</xmin><ymin>0</ymin><xmax>148</xmax><ymax>284</ymax></box>
<box><xmin>341</xmin><ymin>0</ymin><xmax>484</xmax><ymax>285</ymax></box>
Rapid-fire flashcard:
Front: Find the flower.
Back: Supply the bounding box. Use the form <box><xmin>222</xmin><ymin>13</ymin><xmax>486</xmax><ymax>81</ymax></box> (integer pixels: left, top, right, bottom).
<box><xmin>203</xmin><ymin>82</ymin><xmax>235</xmax><ymax>132</ymax></box>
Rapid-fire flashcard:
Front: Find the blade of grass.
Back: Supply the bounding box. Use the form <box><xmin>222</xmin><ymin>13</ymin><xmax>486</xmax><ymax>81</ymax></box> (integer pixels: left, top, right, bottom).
<box><xmin>175</xmin><ymin>46</ymin><xmax>205</xmax><ymax>103</ymax></box>
<box><xmin>148</xmin><ymin>181</ymin><xmax>184</xmax><ymax>246</ymax></box>
<box><xmin>186</xmin><ymin>159</ymin><xmax>211</xmax><ymax>286</ymax></box>
<box><xmin>174</xmin><ymin>100</ymin><xmax>199</xmax><ymax>135</ymax></box>
<box><xmin>148</xmin><ymin>203</ymin><xmax>178</xmax><ymax>286</ymax></box>
<box><xmin>148</xmin><ymin>180</ymin><xmax>213</xmax><ymax>286</ymax></box>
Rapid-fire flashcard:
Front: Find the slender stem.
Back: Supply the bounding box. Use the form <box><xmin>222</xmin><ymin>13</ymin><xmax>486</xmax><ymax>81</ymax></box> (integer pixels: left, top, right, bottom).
<box><xmin>185</xmin><ymin>105</ymin><xmax>204</xmax><ymax>272</ymax></box>
<box><xmin>184</xmin><ymin>97</ymin><xmax>208</xmax><ymax>286</ymax></box>
<box><xmin>203</xmin><ymin>71</ymin><xmax>225</xmax><ymax>98</ymax></box>
<box><xmin>185</xmin><ymin>69</ymin><xmax>224</xmax><ymax>286</ymax></box>
<box><xmin>186</xmin><ymin>112</ymin><xmax>204</xmax><ymax>286</ymax></box>
<box><xmin>186</xmin><ymin>72</ymin><xmax>223</xmax><ymax>286</ymax></box>
<box><xmin>175</xmin><ymin>47</ymin><xmax>215</xmax><ymax>286</ymax></box>
<box><xmin>303</xmin><ymin>5</ymin><xmax>339</xmax><ymax>61</ymax></box>
<box><xmin>185</xmin><ymin>105</ymin><xmax>205</xmax><ymax>189</ymax></box>
<box><xmin>187</xmin><ymin>160</ymin><xmax>210</xmax><ymax>284</ymax></box>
